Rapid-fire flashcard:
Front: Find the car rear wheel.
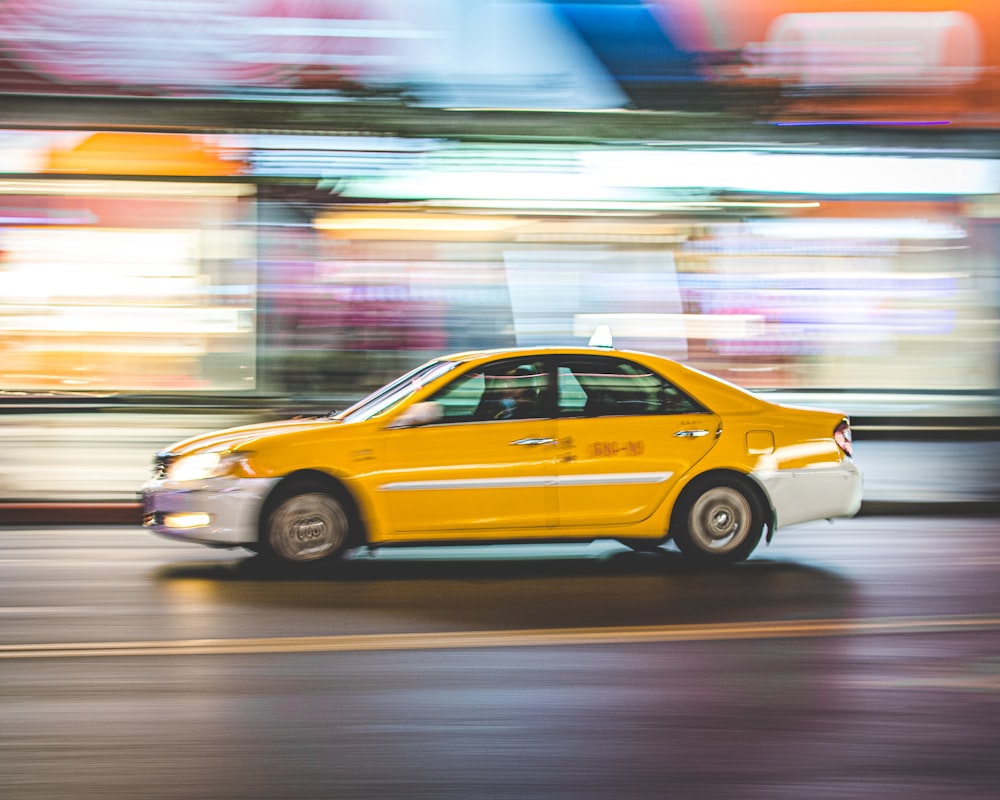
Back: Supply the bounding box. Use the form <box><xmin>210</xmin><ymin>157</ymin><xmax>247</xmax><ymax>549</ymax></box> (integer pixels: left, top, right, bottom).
<box><xmin>263</xmin><ymin>488</ymin><xmax>350</xmax><ymax>564</ymax></box>
<box><xmin>672</xmin><ymin>477</ymin><xmax>763</xmax><ymax>564</ymax></box>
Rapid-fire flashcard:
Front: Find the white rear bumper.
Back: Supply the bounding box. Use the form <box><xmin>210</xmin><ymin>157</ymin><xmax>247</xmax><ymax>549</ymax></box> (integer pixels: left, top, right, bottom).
<box><xmin>753</xmin><ymin>459</ymin><xmax>863</xmax><ymax>530</ymax></box>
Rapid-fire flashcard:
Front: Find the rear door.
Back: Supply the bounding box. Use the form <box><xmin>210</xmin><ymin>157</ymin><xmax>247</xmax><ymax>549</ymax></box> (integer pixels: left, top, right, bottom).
<box><xmin>552</xmin><ymin>355</ymin><xmax>721</xmax><ymax>527</ymax></box>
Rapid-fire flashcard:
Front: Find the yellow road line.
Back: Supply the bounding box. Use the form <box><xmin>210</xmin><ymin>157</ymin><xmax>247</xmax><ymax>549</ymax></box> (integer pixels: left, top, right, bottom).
<box><xmin>2</xmin><ymin>615</ymin><xmax>999</xmax><ymax>660</ymax></box>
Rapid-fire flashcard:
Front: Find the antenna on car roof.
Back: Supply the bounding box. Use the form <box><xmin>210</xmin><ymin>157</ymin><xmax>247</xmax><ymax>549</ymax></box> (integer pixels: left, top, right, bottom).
<box><xmin>589</xmin><ymin>325</ymin><xmax>614</xmax><ymax>349</ymax></box>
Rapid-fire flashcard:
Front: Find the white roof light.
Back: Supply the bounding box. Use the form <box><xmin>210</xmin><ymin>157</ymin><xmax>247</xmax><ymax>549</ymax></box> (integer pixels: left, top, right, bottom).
<box><xmin>589</xmin><ymin>325</ymin><xmax>614</xmax><ymax>349</ymax></box>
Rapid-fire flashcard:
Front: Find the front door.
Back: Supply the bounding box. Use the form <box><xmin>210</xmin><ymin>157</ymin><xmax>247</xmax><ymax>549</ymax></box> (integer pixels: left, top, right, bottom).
<box><xmin>379</xmin><ymin>358</ymin><xmax>557</xmax><ymax>536</ymax></box>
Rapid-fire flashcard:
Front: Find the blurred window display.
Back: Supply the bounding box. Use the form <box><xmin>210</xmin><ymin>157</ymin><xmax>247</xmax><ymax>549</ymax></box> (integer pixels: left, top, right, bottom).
<box><xmin>0</xmin><ymin>180</ymin><xmax>256</xmax><ymax>392</ymax></box>
<box><xmin>257</xmin><ymin>198</ymin><xmax>996</xmax><ymax>400</ymax></box>
<box><xmin>0</xmin><ymin>129</ymin><xmax>998</xmax><ymax>414</ymax></box>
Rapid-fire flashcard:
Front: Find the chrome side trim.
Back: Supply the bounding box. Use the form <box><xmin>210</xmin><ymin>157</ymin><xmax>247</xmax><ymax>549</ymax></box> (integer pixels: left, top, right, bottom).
<box><xmin>557</xmin><ymin>472</ymin><xmax>673</xmax><ymax>487</ymax></box>
<box><xmin>379</xmin><ymin>472</ymin><xmax>674</xmax><ymax>492</ymax></box>
<box><xmin>381</xmin><ymin>477</ymin><xmax>547</xmax><ymax>492</ymax></box>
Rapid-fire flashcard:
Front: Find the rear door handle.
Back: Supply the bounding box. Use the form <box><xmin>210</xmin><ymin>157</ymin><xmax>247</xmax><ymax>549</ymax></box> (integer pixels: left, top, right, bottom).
<box><xmin>673</xmin><ymin>429</ymin><xmax>709</xmax><ymax>438</ymax></box>
<box><xmin>511</xmin><ymin>438</ymin><xmax>557</xmax><ymax>446</ymax></box>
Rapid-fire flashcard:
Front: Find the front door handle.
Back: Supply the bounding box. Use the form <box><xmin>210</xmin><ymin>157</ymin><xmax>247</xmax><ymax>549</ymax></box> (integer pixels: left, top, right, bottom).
<box><xmin>673</xmin><ymin>429</ymin><xmax>710</xmax><ymax>438</ymax></box>
<box><xmin>511</xmin><ymin>437</ymin><xmax>557</xmax><ymax>446</ymax></box>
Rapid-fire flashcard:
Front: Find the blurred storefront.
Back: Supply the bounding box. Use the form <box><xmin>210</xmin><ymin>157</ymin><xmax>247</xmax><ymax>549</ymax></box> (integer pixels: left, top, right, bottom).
<box><xmin>0</xmin><ymin>132</ymin><xmax>256</xmax><ymax>393</ymax></box>
<box><xmin>4</xmin><ymin>1</ymin><xmax>1000</xmax><ymax>509</ymax></box>
<box><xmin>2</xmin><ymin>1</ymin><xmax>1000</xmax><ymax>418</ymax></box>
<box><xmin>0</xmin><ymin>129</ymin><xmax>997</xmax><ymax>418</ymax></box>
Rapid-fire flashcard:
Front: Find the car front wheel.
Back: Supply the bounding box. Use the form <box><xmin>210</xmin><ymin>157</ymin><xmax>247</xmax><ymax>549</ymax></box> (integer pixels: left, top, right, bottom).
<box><xmin>672</xmin><ymin>477</ymin><xmax>764</xmax><ymax>564</ymax></box>
<box><xmin>263</xmin><ymin>488</ymin><xmax>350</xmax><ymax>564</ymax></box>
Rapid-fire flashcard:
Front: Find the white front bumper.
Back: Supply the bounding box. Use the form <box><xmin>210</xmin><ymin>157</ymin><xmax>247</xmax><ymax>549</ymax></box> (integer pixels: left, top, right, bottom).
<box><xmin>754</xmin><ymin>458</ymin><xmax>863</xmax><ymax>530</ymax></box>
<box><xmin>141</xmin><ymin>476</ymin><xmax>280</xmax><ymax>547</ymax></box>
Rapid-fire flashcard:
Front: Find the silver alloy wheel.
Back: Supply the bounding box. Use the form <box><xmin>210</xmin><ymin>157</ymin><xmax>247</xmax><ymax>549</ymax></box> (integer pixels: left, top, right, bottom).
<box><xmin>687</xmin><ymin>486</ymin><xmax>753</xmax><ymax>554</ymax></box>
<box><xmin>267</xmin><ymin>492</ymin><xmax>348</xmax><ymax>563</ymax></box>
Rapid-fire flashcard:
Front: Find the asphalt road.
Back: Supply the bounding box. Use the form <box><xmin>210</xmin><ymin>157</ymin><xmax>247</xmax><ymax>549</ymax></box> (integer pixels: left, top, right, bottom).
<box><xmin>3</xmin><ymin>518</ymin><xmax>1000</xmax><ymax>799</ymax></box>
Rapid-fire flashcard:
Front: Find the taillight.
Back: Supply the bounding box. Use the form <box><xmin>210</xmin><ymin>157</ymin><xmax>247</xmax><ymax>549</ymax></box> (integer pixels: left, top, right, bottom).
<box><xmin>834</xmin><ymin>420</ymin><xmax>853</xmax><ymax>457</ymax></box>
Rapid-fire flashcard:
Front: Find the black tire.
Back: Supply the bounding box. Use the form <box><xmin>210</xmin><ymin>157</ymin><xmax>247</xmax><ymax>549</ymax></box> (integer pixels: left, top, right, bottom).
<box><xmin>261</xmin><ymin>483</ymin><xmax>350</xmax><ymax>565</ymax></box>
<box><xmin>671</xmin><ymin>476</ymin><xmax>764</xmax><ymax>564</ymax></box>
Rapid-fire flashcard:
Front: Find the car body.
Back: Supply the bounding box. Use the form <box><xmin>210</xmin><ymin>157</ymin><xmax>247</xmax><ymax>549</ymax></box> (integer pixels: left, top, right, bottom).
<box><xmin>142</xmin><ymin>344</ymin><xmax>862</xmax><ymax>566</ymax></box>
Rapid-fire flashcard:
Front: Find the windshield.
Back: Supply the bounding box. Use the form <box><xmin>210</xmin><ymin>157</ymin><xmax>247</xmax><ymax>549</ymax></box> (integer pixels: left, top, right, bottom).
<box><xmin>335</xmin><ymin>360</ymin><xmax>457</xmax><ymax>423</ymax></box>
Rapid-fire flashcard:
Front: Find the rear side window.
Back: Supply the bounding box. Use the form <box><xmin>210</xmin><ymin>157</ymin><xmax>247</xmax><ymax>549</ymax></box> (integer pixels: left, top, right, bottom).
<box><xmin>557</xmin><ymin>357</ymin><xmax>706</xmax><ymax>417</ymax></box>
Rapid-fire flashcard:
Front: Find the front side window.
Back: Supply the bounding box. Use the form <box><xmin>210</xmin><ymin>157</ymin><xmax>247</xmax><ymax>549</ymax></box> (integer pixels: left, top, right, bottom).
<box><xmin>427</xmin><ymin>358</ymin><xmax>548</xmax><ymax>423</ymax></box>
<box><xmin>557</xmin><ymin>357</ymin><xmax>706</xmax><ymax>417</ymax></box>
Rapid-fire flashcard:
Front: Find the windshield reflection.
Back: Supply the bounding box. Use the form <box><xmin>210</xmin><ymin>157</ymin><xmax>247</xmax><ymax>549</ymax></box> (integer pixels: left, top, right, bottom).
<box><xmin>335</xmin><ymin>360</ymin><xmax>457</xmax><ymax>423</ymax></box>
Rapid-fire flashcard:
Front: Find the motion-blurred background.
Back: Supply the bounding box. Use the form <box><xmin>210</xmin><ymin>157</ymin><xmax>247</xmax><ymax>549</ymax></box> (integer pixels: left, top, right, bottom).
<box><xmin>2</xmin><ymin>0</ymin><xmax>999</xmax><ymax>505</ymax></box>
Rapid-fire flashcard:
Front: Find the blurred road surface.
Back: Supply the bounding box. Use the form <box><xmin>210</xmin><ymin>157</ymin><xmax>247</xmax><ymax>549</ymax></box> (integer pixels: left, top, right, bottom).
<box><xmin>2</xmin><ymin>518</ymin><xmax>999</xmax><ymax>799</ymax></box>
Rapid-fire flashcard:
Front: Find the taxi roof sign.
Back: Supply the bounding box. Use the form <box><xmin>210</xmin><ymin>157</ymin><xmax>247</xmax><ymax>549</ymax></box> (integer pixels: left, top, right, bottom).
<box><xmin>589</xmin><ymin>325</ymin><xmax>614</xmax><ymax>349</ymax></box>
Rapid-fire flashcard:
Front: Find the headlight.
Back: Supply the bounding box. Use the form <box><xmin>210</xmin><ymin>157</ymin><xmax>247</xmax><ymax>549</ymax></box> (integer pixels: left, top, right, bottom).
<box><xmin>166</xmin><ymin>451</ymin><xmax>247</xmax><ymax>482</ymax></box>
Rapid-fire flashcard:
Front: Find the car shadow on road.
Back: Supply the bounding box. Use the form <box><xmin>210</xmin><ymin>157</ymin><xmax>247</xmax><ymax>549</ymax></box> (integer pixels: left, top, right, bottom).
<box><xmin>154</xmin><ymin>541</ymin><xmax>818</xmax><ymax>581</ymax></box>
<box><xmin>153</xmin><ymin>543</ymin><xmax>858</xmax><ymax>631</ymax></box>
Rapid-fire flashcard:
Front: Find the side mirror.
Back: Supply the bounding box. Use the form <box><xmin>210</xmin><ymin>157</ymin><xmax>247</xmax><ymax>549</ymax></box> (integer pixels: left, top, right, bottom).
<box><xmin>387</xmin><ymin>401</ymin><xmax>443</xmax><ymax>429</ymax></box>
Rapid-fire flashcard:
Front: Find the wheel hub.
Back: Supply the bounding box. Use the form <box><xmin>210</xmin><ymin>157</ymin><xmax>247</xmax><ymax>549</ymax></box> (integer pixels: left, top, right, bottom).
<box><xmin>686</xmin><ymin>485</ymin><xmax>755</xmax><ymax>554</ymax></box>
<box><xmin>710</xmin><ymin>509</ymin><xmax>734</xmax><ymax>538</ymax></box>
<box><xmin>268</xmin><ymin>491</ymin><xmax>348</xmax><ymax>563</ymax></box>
<box><xmin>292</xmin><ymin>517</ymin><xmax>327</xmax><ymax>542</ymax></box>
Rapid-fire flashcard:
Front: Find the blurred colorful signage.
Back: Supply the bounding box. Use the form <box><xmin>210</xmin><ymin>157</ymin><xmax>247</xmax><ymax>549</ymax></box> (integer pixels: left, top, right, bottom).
<box><xmin>550</xmin><ymin>0</ymin><xmax>1000</xmax><ymax>123</ymax></box>
<box><xmin>0</xmin><ymin>1</ymin><xmax>998</xmax><ymax>124</ymax></box>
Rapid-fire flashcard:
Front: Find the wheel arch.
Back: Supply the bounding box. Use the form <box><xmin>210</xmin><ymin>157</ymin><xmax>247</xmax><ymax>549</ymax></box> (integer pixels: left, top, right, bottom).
<box><xmin>257</xmin><ymin>469</ymin><xmax>368</xmax><ymax>549</ymax></box>
<box><xmin>670</xmin><ymin>468</ymin><xmax>775</xmax><ymax>543</ymax></box>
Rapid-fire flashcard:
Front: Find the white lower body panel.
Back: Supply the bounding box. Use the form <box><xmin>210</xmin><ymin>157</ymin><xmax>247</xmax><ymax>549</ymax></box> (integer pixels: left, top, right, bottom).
<box><xmin>753</xmin><ymin>459</ymin><xmax>863</xmax><ymax>530</ymax></box>
<box><xmin>141</xmin><ymin>476</ymin><xmax>280</xmax><ymax>547</ymax></box>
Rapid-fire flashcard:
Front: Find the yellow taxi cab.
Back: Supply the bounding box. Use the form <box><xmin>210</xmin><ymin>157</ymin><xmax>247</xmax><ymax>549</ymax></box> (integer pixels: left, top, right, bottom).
<box><xmin>142</xmin><ymin>339</ymin><xmax>862</xmax><ymax>567</ymax></box>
